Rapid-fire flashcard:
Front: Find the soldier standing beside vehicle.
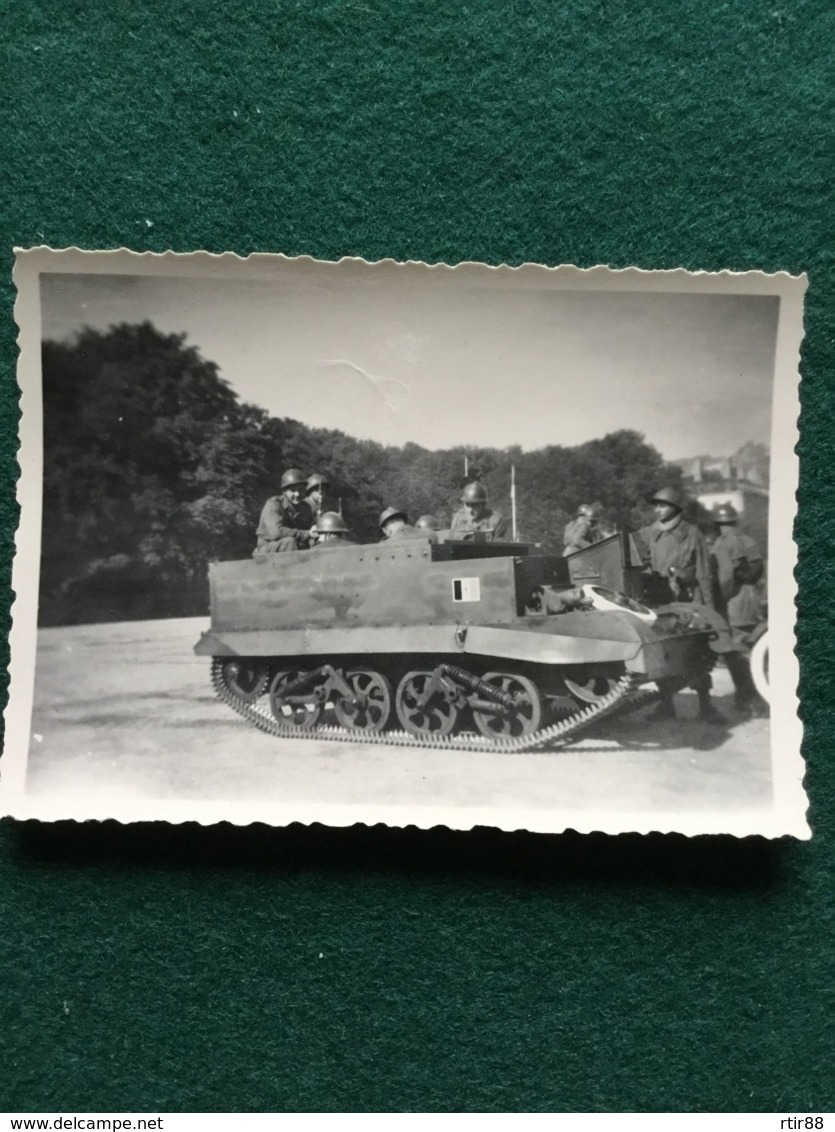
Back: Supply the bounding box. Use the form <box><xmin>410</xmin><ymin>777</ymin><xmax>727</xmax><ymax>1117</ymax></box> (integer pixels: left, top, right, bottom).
<box><xmin>710</xmin><ymin>503</ymin><xmax>768</xmax><ymax>715</ymax></box>
<box><xmin>450</xmin><ymin>482</ymin><xmax>509</xmax><ymax>541</ymax></box>
<box><xmin>638</xmin><ymin>487</ymin><xmax>714</xmax><ymax>607</ymax></box>
<box><xmin>253</xmin><ymin>468</ymin><xmax>317</xmax><ymax>556</ymax></box>
<box><xmin>637</xmin><ymin>486</ymin><xmax>724</xmax><ymax>724</ymax></box>
<box><xmin>563</xmin><ymin>503</ymin><xmax>604</xmax><ymax>555</ymax></box>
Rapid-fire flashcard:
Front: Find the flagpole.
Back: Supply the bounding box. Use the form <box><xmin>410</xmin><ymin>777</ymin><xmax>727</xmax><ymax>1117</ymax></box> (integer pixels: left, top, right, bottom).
<box><xmin>511</xmin><ymin>464</ymin><xmax>517</xmax><ymax>540</ymax></box>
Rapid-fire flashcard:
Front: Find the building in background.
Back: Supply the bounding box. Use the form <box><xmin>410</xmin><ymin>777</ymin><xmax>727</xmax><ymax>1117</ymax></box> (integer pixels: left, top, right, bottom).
<box><xmin>672</xmin><ymin>442</ymin><xmax>770</xmax><ymax>555</ymax></box>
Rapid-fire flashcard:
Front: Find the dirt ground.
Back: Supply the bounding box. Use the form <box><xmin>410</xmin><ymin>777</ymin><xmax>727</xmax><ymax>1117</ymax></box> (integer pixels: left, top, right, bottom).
<box><xmin>21</xmin><ymin>617</ymin><xmax>773</xmax><ymax>824</ymax></box>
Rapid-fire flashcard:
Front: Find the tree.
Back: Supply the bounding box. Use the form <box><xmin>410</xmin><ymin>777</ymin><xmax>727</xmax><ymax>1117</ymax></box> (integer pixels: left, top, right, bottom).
<box><xmin>40</xmin><ymin>322</ymin><xmax>692</xmax><ymax>625</ymax></box>
<box><xmin>40</xmin><ymin>323</ymin><xmax>267</xmax><ymax>623</ymax></box>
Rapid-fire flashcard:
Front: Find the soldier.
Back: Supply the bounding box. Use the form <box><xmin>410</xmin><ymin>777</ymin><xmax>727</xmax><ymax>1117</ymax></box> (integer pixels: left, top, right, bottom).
<box><xmin>450</xmin><ymin>482</ymin><xmax>508</xmax><ymax>541</ymax></box>
<box><xmin>311</xmin><ymin>511</ymin><xmax>354</xmax><ymax>549</ymax></box>
<box><xmin>304</xmin><ymin>474</ymin><xmax>329</xmax><ymax>519</ymax></box>
<box><xmin>710</xmin><ymin>503</ymin><xmax>768</xmax><ymax>715</ymax></box>
<box><xmin>379</xmin><ymin>506</ymin><xmax>424</xmax><ymax>541</ymax></box>
<box><xmin>253</xmin><ymin>468</ymin><xmax>316</xmax><ymax>556</ymax></box>
<box><xmin>415</xmin><ymin>514</ymin><xmax>442</xmax><ymax>532</ymax></box>
<box><xmin>563</xmin><ymin>503</ymin><xmax>603</xmax><ymax>555</ymax></box>
<box><xmin>638</xmin><ymin>486</ymin><xmax>714</xmax><ymax>607</ymax></box>
<box><xmin>637</xmin><ymin>486</ymin><xmax>723</xmax><ymax>724</ymax></box>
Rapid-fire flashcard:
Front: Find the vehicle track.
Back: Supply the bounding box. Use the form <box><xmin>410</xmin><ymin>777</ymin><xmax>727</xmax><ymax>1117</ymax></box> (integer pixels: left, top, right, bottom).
<box><xmin>210</xmin><ymin>658</ymin><xmax>660</xmax><ymax>753</ymax></box>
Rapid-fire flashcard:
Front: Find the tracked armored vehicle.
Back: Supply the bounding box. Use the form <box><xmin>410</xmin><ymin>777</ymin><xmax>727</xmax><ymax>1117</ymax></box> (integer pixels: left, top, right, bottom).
<box><xmin>194</xmin><ymin>533</ymin><xmax>725</xmax><ymax>752</ymax></box>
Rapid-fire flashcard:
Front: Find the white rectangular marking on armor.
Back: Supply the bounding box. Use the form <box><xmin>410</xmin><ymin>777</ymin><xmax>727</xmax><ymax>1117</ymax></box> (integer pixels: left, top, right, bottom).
<box><xmin>452</xmin><ymin>577</ymin><xmax>481</xmax><ymax>602</ymax></box>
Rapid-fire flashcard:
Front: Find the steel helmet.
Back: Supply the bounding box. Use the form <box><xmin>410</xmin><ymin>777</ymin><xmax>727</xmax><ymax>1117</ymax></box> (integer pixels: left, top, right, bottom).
<box><xmin>280</xmin><ymin>468</ymin><xmax>307</xmax><ymax>490</ymax></box>
<box><xmin>650</xmin><ymin>486</ymin><xmax>684</xmax><ymax>509</ymax></box>
<box><xmin>415</xmin><ymin>514</ymin><xmax>441</xmax><ymax>531</ymax></box>
<box><xmin>315</xmin><ymin>511</ymin><xmax>349</xmax><ymax>534</ymax></box>
<box><xmin>379</xmin><ymin>506</ymin><xmax>407</xmax><ymax>530</ymax></box>
<box><xmin>713</xmin><ymin>503</ymin><xmax>739</xmax><ymax>524</ymax></box>
<box><xmin>461</xmin><ymin>481</ymin><xmax>488</xmax><ymax>504</ymax></box>
<box><xmin>307</xmin><ymin>473</ymin><xmax>329</xmax><ymax>490</ymax></box>
<box><xmin>577</xmin><ymin>503</ymin><xmax>601</xmax><ymax>519</ymax></box>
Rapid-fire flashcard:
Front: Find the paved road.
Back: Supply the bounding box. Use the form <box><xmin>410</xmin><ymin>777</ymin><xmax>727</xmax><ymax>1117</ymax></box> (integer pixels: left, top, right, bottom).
<box><xmin>23</xmin><ymin>618</ymin><xmax>772</xmax><ymax>829</ymax></box>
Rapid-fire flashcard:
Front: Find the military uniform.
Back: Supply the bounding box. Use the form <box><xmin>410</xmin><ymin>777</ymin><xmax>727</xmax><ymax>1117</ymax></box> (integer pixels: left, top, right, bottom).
<box><xmin>637</xmin><ymin>515</ymin><xmax>714</xmax><ymax>609</ymax></box>
<box><xmin>563</xmin><ymin>516</ymin><xmax>598</xmax><ymax>555</ymax></box>
<box><xmin>711</xmin><ymin>528</ymin><xmax>764</xmax><ymax>634</ymax></box>
<box><xmin>253</xmin><ymin>496</ymin><xmax>315</xmax><ymax>555</ymax></box>
<box><xmin>450</xmin><ymin>506</ymin><xmax>508</xmax><ymax>541</ymax></box>
<box><xmin>710</xmin><ymin>525</ymin><xmax>767</xmax><ymax>713</ymax></box>
<box><xmin>638</xmin><ymin>488</ymin><xmax>725</xmax><ymax>723</ymax></box>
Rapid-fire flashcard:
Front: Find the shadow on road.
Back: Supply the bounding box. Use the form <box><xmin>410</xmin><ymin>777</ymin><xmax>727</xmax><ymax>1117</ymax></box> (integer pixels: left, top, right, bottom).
<box><xmin>587</xmin><ymin>695</ymin><xmax>748</xmax><ymax>752</ymax></box>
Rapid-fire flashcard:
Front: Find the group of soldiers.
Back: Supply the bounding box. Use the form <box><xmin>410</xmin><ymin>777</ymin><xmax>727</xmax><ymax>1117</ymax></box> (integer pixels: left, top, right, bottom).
<box><xmin>377</xmin><ymin>482</ymin><xmax>510</xmax><ymax>540</ymax></box>
<box><xmin>563</xmin><ymin>486</ymin><xmax>767</xmax><ymax>721</ymax></box>
<box><xmin>254</xmin><ymin>470</ymin><xmax>766</xmax><ymax>721</ymax></box>
<box><xmin>253</xmin><ymin>470</ymin><xmax>335</xmax><ymax>552</ymax></box>
<box><xmin>253</xmin><ymin>470</ymin><xmax>511</xmax><ymax>553</ymax></box>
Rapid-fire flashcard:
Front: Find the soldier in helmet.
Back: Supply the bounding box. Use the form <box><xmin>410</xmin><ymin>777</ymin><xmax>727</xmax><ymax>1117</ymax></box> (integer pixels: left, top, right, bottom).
<box><xmin>710</xmin><ymin>502</ymin><xmax>767</xmax><ymax>715</ymax></box>
<box><xmin>563</xmin><ymin>503</ymin><xmax>604</xmax><ymax>555</ymax></box>
<box><xmin>253</xmin><ymin>468</ymin><xmax>317</xmax><ymax>556</ymax></box>
<box><xmin>311</xmin><ymin>510</ymin><xmax>354</xmax><ymax>549</ymax></box>
<box><xmin>304</xmin><ymin>474</ymin><xmax>329</xmax><ymax>519</ymax></box>
<box><xmin>637</xmin><ymin>486</ymin><xmax>723</xmax><ymax>723</ymax></box>
<box><xmin>379</xmin><ymin>506</ymin><xmax>424</xmax><ymax>541</ymax></box>
<box><xmin>415</xmin><ymin>514</ymin><xmax>441</xmax><ymax>531</ymax></box>
<box><xmin>638</xmin><ymin>487</ymin><xmax>714</xmax><ymax>607</ymax></box>
<box><xmin>450</xmin><ymin>482</ymin><xmax>508</xmax><ymax>541</ymax></box>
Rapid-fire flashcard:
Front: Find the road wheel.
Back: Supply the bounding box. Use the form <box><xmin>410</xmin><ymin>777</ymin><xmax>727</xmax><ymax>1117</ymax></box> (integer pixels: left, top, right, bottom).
<box><xmin>269</xmin><ymin>670</ymin><xmax>323</xmax><ymax>730</ymax></box>
<box><xmin>472</xmin><ymin>672</ymin><xmax>543</xmax><ymax>738</ymax></box>
<box><xmin>395</xmin><ymin>671</ymin><xmax>459</xmax><ymax>737</ymax></box>
<box><xmin>563</xmin><ymin>672</ymin><xmax>620</xmax><ymax>706</ymax></box>
<box><xmin>334</xmin><ymin>669</ymin><xmax>392</xmax><ymax>732</ymax></box>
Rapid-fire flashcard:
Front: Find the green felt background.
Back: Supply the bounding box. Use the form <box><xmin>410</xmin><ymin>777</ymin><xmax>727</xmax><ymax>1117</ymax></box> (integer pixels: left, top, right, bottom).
<box><xmin>1</xmin><ymin>0</ymin><xmax>833</xmax><ymax>1114</ymax></box>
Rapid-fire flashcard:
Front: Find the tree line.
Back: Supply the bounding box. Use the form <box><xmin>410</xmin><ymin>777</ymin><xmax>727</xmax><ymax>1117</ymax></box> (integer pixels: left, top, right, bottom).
<box><xmin>40</xmin><ymin>321</ymin><xmax>695</xmax><ymax>626</ymax></box>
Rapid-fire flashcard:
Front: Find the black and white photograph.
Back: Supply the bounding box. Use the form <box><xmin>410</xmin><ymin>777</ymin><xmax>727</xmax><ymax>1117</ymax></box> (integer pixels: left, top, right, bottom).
<box><xmin>1</xmin><ymin>249</ymin><xmax>807</xmax><ymax>836</ymax></box>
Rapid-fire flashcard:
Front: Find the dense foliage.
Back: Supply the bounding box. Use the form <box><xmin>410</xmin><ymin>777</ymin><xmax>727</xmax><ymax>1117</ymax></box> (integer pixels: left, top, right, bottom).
<box><xmin>40</xmin><ymin>322</ymin><xmax>690</xmax><ymax>625</ymax></box>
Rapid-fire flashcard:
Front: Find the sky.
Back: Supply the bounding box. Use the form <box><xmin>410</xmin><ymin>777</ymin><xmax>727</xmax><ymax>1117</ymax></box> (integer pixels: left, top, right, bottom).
<box><xmin>40</xmin><ymin>263</ymin><xmax>778</xmax><ymax>460</ymax></box>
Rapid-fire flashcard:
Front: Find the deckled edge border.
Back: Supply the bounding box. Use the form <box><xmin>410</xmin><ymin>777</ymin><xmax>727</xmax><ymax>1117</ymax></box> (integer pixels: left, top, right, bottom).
<box><xmin>1</xmin><ymin>246</ymin><xmax>811</xmax><ymax>839</ymax></box>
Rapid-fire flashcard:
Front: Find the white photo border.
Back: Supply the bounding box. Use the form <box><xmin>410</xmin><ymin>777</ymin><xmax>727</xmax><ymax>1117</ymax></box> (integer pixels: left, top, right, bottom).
<box><xmin>1</xmin><ymin>248</ymin><xmax>809</xmax><ymax>838</ymax></box>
